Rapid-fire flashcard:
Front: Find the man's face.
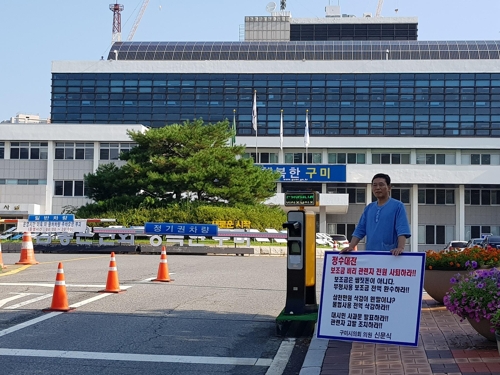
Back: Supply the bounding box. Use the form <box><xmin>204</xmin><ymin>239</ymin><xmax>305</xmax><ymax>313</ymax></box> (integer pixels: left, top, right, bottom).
<box><xmin>372</xmin><ymin>177</ymin><xmax>390</xmax><ymax>200</ymax></box>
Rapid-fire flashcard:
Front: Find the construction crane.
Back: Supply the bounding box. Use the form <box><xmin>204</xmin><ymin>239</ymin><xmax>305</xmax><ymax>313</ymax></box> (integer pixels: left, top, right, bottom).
<box><xmin>127</xmin><ymin>0</ymin><xmax>150</xmax><ymax>41</ymax></box>
<box><xmin>375</xmin><ymin>0</ymin><xmax>384</xmax><ymax>17</ymax></box>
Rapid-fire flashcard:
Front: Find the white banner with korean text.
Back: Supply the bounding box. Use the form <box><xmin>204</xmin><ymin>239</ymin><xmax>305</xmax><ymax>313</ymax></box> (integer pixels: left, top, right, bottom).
<box><xmin>317</xmin><ymin>251</ymin><xmax>426</xmax><ymax>346</ymax></box>
<box><xmin>17</xmin><ymin>219</ymin><xmax>88</xmax><ymax>233</ymax></box>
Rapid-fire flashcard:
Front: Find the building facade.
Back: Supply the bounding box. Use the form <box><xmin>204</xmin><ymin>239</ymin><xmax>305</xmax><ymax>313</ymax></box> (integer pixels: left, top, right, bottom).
<box><xmin>13</xmin><ymin>9</ymin><xmax>499</xmax><ymax>251</ymax></box>
<box><xmin>0</xmin><ymin>124</ymin><xmax>145</xmax><ymax>232</ymax></box>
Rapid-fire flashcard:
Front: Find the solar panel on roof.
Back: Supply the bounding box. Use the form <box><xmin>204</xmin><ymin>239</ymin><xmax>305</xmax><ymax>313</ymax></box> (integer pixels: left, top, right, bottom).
<box><xmin>107</xmin><ymin>41</ymin><xmax>500</xmax><ymax>61</ymax></box>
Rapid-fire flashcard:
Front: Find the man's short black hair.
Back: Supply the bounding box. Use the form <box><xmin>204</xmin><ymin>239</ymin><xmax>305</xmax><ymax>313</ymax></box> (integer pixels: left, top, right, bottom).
<box><xmin>372</xmin><ymin>173</ymin><xmax>391</xmax><ymax>185</ymax></box>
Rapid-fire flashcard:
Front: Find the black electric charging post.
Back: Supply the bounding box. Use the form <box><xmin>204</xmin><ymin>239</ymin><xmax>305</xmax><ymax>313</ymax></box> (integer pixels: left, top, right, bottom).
<box><xmin>276</xmin><ymin>191</ymin><xmax>319</xmax><ymax>336</ymax></box>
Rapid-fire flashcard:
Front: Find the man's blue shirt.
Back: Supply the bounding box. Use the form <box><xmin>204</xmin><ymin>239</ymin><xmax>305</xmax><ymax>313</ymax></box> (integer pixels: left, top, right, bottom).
<box><xmin>352</xmin><ymin>198</ymin><xmax>411</xmax><ymax>251</ymax></box>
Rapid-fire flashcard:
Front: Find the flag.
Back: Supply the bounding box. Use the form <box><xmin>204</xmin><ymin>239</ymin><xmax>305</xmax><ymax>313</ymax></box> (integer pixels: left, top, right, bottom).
<box><xmin>252</xmin><ymin>90</ymin><xmax>257</xmax><ymax>132</ymax></box>
<box><xmin>304</xmin><ymin>111</ymin><xmax>310</xmax><ymax>147</ymax></box>
<box><xmin>280</xmin><ymin>109</ymin><xmax>284</xmax><ymax>150</ymax></box>
<box><xmin>231</xmin><ymin>110</ymin><xmax>236</xmax><ymax>146</ymax></box>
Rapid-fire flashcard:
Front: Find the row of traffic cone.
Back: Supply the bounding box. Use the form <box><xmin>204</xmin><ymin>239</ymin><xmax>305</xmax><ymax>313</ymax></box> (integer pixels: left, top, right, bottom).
<box><xmin>45</xmin><ymin>246</ymin><xmax>173</xmax><ymax>312</ymax></box>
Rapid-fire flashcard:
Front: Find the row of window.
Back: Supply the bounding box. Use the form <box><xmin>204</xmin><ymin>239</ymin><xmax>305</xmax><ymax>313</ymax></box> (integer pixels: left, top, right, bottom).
<box><xmin>324</xmin><ymin>187</ymin><xmax>500</xmax><ymax>206</ymax></box>
<box><xmin>327</xmin><ymin>224</ymin><xmax>500</xmax><ymax>245</ymax></box>
<box><xmin>51</xmin><ymin>93</ymin><xmax>500</xmax><ymax>102</ymax></box>
<box><xmin>52</xmin><ymin>90</ymin><xmax>500</xmax><ymax>100</ymax></box>
<box><xmin>247</xmin><ymin>152</ymin><xmax>500</xmax><ymax>165</ymax></box>
<box><xmin>419</xmin><ymin>225</ymin><xmax>500</xmax><ymax>244</ymax></box>
<box><xmin>50</xmin><ymin>72</ymin><xmax>500</xmax><ymax>84</ymax></box>
<box><xmin>327</xmin><ymin>187</ymin><xmax>500</xmax><ymax>206</ymax></box>
<box><xmin>0</xmin><ymin>142</ymin><xmax>136</xmax><ymax>161</ymax></box>
<box><xmin>0</xmin><ymin>179</ymin><xmax>46</xmax><ymax>185</ymax></box>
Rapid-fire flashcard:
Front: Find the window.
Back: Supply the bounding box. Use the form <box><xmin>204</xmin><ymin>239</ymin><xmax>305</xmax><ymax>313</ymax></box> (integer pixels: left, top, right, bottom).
<box><xmin>328</xmin><ymin>152</ymin><xmax>366</xmax><ymax>164</ymax></box>
<box><xmin>466</xmin><ymin>225</ymin><xmax>500</xmax><ymax>239</ymax></box>
<box><xmin>328</xmin><ymin>223</ymin><xmax>357</xmax><ymax>242</ymax></box>
<box><xmin>416</xmin><ymin>153</ymin><xmax>455</xmax><ymax>165</ymax></box>
<box><xmin>0</xmin><ymin>142</ymin><xmax>4</xmax><ymax>159</ymax></box>
<box><xmin>461</xmin><ymin>153</ymin><xmax>498</xmax><ymax>165</ymax></box>
<box><xmin>55</xmin><ymin>142</ymin><xmax>94</xmax><ymax>160</ymax></box>
<box><xmin>391</xmin><ymin>188</ymin><xmax>410</xmax><ymax>204</ymax></box>
<box><xmin>10</xmin><ymin>142</ymin><xmax>48</xmax><ymax>160</ymax></box>
<box><xmin>100</xmin><ymin>143</ymin><xmax>136</xmax><ymax>160</ymax></box>
<box><xmin>465</xmin><ymin>189</ymin><xmax>500</xmax><ymax>205</ymax></box>
<box><xmin>418</xmin><ymin>225</ymin><xmax>453</xmax><ymax>245</ymax></box>
<box><xmin>244</xmin><ymin>152</ymin><xmax>279</xmax><ymax>163</ymax></box>
<box><xmin>284</xmin><ymin>152</ymin><xmax>322</xmax><ymax>163</ymax></box>
<box><xmin>54</xmin><ymin>180</ymin><xmax>87</xmax><ymax>197</ymax></box>
<box><xmin>372</xmin><ymin>153</ymin><xmax>410</xmax><ymax>164</ymax></box>
<box><xmin>418</xmin><ymin>189</ymin><xmax>455</xmax><ymax>204</ymax></box>
<box><xmin>259</xmin><ymin>152</ymin><xmax>279</xmax><ymax>163</ymax></box>
<box><xmin>329</xmin><ymin>188</ymin><xmax>365</xmax><ymax>203</ymax></box>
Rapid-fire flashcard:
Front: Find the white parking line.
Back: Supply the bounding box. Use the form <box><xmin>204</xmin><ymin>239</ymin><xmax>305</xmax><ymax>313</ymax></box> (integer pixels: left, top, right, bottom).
<box><xmin>0</xmin><ymin>286</ymin><xmax>131</xmax><ymax>338</ymax></box>
<box><xmin>4</xmin><ymin>294</ymin><xmax>53</xmax><ymax>310</ymax></box>
<box><xmin>0</xmin><ymin>312</ymin><xmax>61</xmax><ymax>338</ymax></box>
<box><xmin>0</xmin><ymin>348</ymin><xmax>273</xmax><ymax>366</ymax></box>
<box><xmin>265</xmin><ymin>338</ymin><xmax>296</xmax><ymax>375</ymax></box>
<box><xmin>0</xmin><ymin>294</ymin><xmax>30</xmax><ymax>308</ymax></box>
<box><xmin>0</xmin><ymin>283</ymin><xmax>107</xmax><ymax>288</ymax></box>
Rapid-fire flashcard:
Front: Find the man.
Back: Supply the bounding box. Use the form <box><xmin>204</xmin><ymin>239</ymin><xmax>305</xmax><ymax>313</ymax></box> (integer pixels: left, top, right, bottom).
<box><xmin>340</xmin><ymin>173</ymin><xmax>411</xmax><ymax>256</ymax></box>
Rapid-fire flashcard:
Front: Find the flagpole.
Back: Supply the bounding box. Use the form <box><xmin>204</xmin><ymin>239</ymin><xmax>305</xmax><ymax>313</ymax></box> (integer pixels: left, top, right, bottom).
<box><xmin>305</xmin><ymin>109</ymin><xmax>309</xmax><ymax>164</ymax></box>
<box><xmin>252</xmin><ymin>90</ymin><xmax>258</xmax><ymax>162</ymax></box>
<box><xmin>232</xmin><ymin>109</ymin><xmax>236</xmax><ymax>147</ymax></box>
<box><xmin>280</xmin><ymin>109</ymin><xmax>284</xmax><ymax>151</ymax></box>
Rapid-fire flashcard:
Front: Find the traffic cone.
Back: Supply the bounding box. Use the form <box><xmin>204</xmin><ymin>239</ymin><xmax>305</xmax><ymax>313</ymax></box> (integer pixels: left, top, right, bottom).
<box><xmin>152</xmin><ymin>246</ymin><xmax>173</xmax><ymax>282</ymax></box>
<box><xmin>99</xmin><ymin>252</ymin><xmax>124</xmax><ymax>293</ymax></box>
<box><xmin>16</xmin><ymin>232</ymin><xmax>39</xmax><ymax>265</ymax></box>
<box><xmin>43</xmin><ymin>262</ymin><xmax>74</xmax><ymax>312</ymax></box>
<box><xmin>332</xmin><ymin>241</ymin><xmax>339</xmax><ymax>251</ymax></box>
<box><xmin>0</xmin><ymin>241</ymin><xmax>6</xmax><ymax>269</ymax></box>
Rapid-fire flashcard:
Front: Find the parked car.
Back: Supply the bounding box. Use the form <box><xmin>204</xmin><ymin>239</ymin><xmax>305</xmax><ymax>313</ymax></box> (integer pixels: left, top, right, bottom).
<box><xmin>442</xmin><ymin>240</ymin><xmax>468</xmax><ymax>251</ymax></box>
<box><xmin>329</xmin><ymin>234</ymin><xmax>349</xmax><ymax>249</ymax></box>
<box><xmin>466</xmin><ymin>238</ymin><xmax>484</xmax><ymax>248</ymax></box>
<box><xmin>483</xmin><ymin>235</ymin><xmax>500</xmax><ymax>250</ymax></box>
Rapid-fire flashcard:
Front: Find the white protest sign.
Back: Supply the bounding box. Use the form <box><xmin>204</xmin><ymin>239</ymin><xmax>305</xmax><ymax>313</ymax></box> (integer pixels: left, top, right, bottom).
<box><xmin>17</xmin><ymin>219</ymin><xmax>88</xmax><ymax>233</ymax></box>
<box><xmin>317</xmin><ymin>251</ymin><xmax>425</xmax><ymax>346</ymax></box>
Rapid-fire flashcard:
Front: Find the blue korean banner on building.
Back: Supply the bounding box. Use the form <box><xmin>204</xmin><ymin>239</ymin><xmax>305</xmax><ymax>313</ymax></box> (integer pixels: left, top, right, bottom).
<box><xmin>259</xmin><ymin>164</ymin><xmax>346</xmax><ymax>182</ymax></box>
<box><xmin>28</xmin><ymin>214</ymin><xmax>75</xmax><ymax>222</ymax></box>
<box><xmin>144</xmin><ymin>223</ymin><xmax>219</xmax><ymax>236</ymax></box>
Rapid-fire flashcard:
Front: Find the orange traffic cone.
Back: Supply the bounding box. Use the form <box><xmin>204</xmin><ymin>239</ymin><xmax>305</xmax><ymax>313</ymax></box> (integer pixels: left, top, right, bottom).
<box><xmin>332</xmin><ymin>241</ymin><xmax>339</xmax><ymax>251</ymax></box>
<box><xmin>99</xmin><ymin>252</ymin><xmax>124</xmax><ymax>293</ymax></box>
<box><xmin>43</xmin><ymin>262</ymin><xmax>74</xmax><ymax>312</ymax></box>
<box><xmin>16</xmin><ymin>232</ymin><xmax>39</xmax><ymax>265</ymax></box>
<box><xmin>152</xmin><ymin>246</ymin><xmax>173</xmax><ymax>282</ymax></box>
<box><xmin>0</xmin><ymin>240</ymin><xmax>6</xmax><ymax>269</ymax></box>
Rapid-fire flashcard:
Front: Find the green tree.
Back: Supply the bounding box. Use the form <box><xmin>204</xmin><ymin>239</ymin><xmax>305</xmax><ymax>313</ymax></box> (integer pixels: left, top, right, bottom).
<box><xmin>84</xmin><ymin>163</ymin><xmax>140</xmax><ymax>201</ymax></box>
<box><xmin>84</xmin><ymin>119</ymin><xmax>280</xmax><ymax>207</ymax></box>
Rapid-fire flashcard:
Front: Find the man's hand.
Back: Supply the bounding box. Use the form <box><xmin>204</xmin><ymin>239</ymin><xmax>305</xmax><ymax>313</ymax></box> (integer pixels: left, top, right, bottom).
<box><xmin>390</xmin><ymin>248</ymin><xmax>404</xmax><ymax>256</ymax></box>
<box><xmin>339</xmin><ymin>246</ymin><xmax>356</xmax><ymax>254</ymax></box>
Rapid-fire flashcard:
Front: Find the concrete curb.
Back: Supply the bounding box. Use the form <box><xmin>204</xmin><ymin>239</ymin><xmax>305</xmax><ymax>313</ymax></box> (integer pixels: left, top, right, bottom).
<box><xmin>299</xmin><ymin>325</ymin><xmax>328</xmax><ymax>375</ymax></box>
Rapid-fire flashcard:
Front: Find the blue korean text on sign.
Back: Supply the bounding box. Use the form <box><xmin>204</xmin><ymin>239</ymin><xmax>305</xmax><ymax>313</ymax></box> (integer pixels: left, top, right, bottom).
<box><xmin>144</xmin><ymin>223</ymin><xmax>219</xmax><ymax>236</ymax></box>
<box><xmin>28</xmin><ymin>214</ymin><xmax>75</xmax><ymax>222</ymax></box>
<box><xmin>258</xmin><ymin>164</ymin><xmax>346</xmax><ymax>182</ymax></box>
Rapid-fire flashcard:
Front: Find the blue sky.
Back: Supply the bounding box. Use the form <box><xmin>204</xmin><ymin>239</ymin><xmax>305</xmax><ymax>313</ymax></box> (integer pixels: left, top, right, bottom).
<box><xmin>1</xmin><ymin>0</ymin><xmax>499</xmax><ymax>122</ymax></box>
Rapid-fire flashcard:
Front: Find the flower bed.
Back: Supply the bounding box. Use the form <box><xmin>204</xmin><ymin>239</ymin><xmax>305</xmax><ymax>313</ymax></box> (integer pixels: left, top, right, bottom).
<box><xmin>426</xmin><ymin>246</ymin><xmax>500</xmax><ymax>270</ymax></box>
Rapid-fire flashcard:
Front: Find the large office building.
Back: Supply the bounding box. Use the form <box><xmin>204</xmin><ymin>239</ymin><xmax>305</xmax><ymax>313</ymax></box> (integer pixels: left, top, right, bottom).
<box><xmin>2</xmin><ymin>5</ymin><xmax>499</xmax><ymax>251</ymax></box>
